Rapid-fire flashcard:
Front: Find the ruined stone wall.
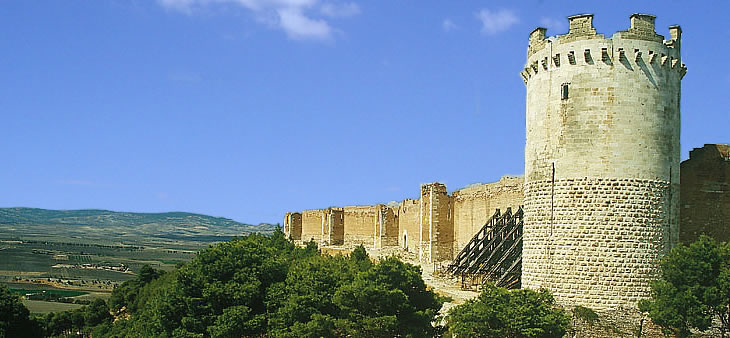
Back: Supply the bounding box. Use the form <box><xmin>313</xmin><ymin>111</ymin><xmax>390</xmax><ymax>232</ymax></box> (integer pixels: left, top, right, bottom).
<box><xmin>522</xmin><ymin>14</ymin><xmax>684</xmax><ymax>311</ymax></box>
<box><xmin>326</xmin><ymin>208</ymin><xmax>344</xmax><ymax>246</ymax></box>
<box><xmin>681</xmin><ymin>144</ymin><xmax>730</xmax><ymax>243</ymax></box>
<box><xmin>397</xmin><ymin>199</ymin><xmax>420</xmax><ymax>253</ymax></box>
<box><xmin>452</xmin><ymin>176</ymin><xmax>525</xmax><ymax>253</ymax></box>
<box><xmin>300</xmin><ymin>208</ymin><xmax>344</xmax><ymax>246</ymax></box>
<box><xmin>419</xmin><ymin>183</ymin><xmax>454</xmax><ymax>263</ymax></box>
<box><xmin>301</xmin><ymin>209</ymin><xmax>323</xmax><ymax>243</ymax></box>
<box><xmin>343</xmin><ymin>205</ymin><xmax>377</xmax><ymax>247</ymax></box>
<box><xmin>376</xmin><ymin>205</ymin><xmax>399</xmax><ymax>248</ymax></box>
<box><xmin>283</xmin><ymin>212</ymin><xmax>302</xmax><ymax>240</ymax></box>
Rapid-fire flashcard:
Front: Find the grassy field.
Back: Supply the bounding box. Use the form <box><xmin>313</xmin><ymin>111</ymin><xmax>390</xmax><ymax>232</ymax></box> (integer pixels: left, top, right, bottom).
<box><xmin>22</xmin><ymin>300</ymin><xmax>84</xmax><ymax>313</ymax></box>
<box><xmin>10</xmin><ymin>287</ymin><xmax>87</xmax><ymax>298</ymax></box>
<box><xmin>0</xmin><ymin>240</ymin><xmax>195</xmax><ymax>281</ymax></box>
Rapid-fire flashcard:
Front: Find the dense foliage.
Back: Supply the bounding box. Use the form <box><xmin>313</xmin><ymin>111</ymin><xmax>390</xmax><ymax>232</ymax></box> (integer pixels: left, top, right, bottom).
<box><xmin>447</xmin><ymin>283</ymin><xmax>569</xmax><ymax>338</ymax></box>
<box><xmin>639</xmin><ymin>235</ymin><xmax>730</xmax><ymax>337</ymax></box>
<box><xmin>0</xmin><ymin>284</ymin><xmax>42</xmax><ymax>338</ymax></box>
<box><xmin>100</xmin><ymin>229</ymin><xmax>444</xmax><ymax>337</ymax></box>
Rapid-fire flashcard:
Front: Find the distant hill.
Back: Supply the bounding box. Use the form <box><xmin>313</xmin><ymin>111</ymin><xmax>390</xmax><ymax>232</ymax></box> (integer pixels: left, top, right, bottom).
<box><xmin>0</xmin><ymin>207</ymin><xmax>277</xmax><ymax>246</ymax></box>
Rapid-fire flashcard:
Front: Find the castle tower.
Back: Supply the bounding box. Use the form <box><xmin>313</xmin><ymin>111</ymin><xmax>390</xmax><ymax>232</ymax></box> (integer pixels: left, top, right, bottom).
<box><xmin>521</xmin><ymin>14</ymin><xmax>686</xmax><ymax>310</ymax></box>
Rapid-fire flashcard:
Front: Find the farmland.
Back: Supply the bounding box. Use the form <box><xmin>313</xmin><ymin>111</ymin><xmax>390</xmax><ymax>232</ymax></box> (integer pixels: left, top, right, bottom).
<box><xmin>0</xmin><ymin>207</ymin><xmax>276</xmax><ymax>312</ymax></box>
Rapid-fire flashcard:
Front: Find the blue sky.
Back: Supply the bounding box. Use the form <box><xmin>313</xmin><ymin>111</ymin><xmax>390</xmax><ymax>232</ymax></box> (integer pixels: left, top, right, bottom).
<box><xmin>1</xmin><ymin>1</ymin><xmax>728</xmax><ymax>224</ymax></box>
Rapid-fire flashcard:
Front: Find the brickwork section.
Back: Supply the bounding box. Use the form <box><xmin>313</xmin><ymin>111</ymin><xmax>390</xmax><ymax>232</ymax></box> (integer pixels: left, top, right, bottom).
<box><xmin>452</xmin><ymin>176</ymin><xmax>524</xmax><ymax>254</ymax></box>
<box><xmin>523</xmin><ymin>178</ymin><xmax>672</xmax><ymax>310</ymax></box>
<box><xmin>680</xmin><ymin>144</ymin><xmax>730</xmax><ymax>243</ymax></box>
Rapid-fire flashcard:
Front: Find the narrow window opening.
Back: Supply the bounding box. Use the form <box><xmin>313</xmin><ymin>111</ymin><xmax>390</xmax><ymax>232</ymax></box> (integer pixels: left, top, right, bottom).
<box><xmin>561</xmin><ymin>83</ymin><xmax>570</xmax><ymax>100</ymax></box>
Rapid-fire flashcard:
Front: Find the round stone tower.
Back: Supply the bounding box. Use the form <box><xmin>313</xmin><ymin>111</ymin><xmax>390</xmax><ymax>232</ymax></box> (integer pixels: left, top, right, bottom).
<box><xmin>521</xmin><ymin>14</ymin><xmax>686</xmax><ymax>310</ymax></box>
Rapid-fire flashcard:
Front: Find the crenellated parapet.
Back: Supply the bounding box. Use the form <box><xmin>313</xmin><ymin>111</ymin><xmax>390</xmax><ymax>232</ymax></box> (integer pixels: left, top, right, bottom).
<box><xmin>522</xmin><ymin>13</ymin><xmax>684</xmax><ymax>313</ymax></box>
<box><xmin>522</xmin><ymin>13</ymin><xmax>687</xmax><ymax>85</ymax></box>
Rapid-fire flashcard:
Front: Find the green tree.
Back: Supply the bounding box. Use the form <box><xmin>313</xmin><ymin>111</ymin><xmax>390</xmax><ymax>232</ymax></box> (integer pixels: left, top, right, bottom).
<box><xmin>0</xmin><ymin>284</ymin><xmax>41</xmax><ymax>338</ymax></box>
<box><xmin>448</xmin><ymin>284</ymin><xmax>569</xmax><ymax>338</ymax></box>
<box><xmin>639</xmin><ymin>235</ymin><xmax>730</xmax><ymax>337</ymax></box>
<box><xmin>84</xmin><ymin>298</ymin><xmax>112</xmax><ymax>328</ymax></box>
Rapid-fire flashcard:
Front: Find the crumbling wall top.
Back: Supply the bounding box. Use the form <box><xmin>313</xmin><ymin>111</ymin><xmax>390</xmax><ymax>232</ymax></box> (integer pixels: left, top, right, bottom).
<box><xmin>686</xmin><ymin>144</ymin><xmax>730</xmax><ymax>162</ymax></box>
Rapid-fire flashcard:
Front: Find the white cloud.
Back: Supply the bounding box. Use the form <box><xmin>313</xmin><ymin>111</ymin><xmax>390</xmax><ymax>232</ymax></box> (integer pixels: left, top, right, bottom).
<box><xmin>278</xmin><ymin>7</ymin><xmax>332</xmax><ymax>40</ymax></box>
<box><xmin>158</xmin><ymin>0</ymin><xmax>358</xmax><ymax>41</ymax></box>
<box><xmin>320</xmin><ymin>2</ymin><xmax>360</xmax><ymax>17</ymax></box>
<box><xmin>442</xmin><ymin>19</ymin><xmax>457</xmax><ymax>32</ymax></box>
<box><xmin>539</xmin><ymin>17</ymin><xmax>566</xmax><ymax>34</ymax></box>
<box><xmin>475</xmin><ymin>9</ymin><xmax>519</xmax><ymax>35</ymax></box>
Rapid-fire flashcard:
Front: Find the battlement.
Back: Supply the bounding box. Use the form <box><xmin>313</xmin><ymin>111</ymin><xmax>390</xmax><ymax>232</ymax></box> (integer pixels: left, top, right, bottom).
<box><xmin>523</xmin><ymin>14</ymin><xmax>686</xmax><ymax>84</ymax></box>
<box><xmin>285</xmin><ymin>178</ymin><xmax>524</xmax><ymax>263</ymax></box>
<box><xmin>421</xmin><ymin>182</ymin><xmax>448</xmax><ymax>195</ymax></box>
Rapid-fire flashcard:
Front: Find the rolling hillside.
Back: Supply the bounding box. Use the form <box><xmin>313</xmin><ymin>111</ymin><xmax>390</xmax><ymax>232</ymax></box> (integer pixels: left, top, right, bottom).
<box><xmin>0</xmin><ymin>207</ymin><xmax>276</xmax><ymax>245</ymax></box>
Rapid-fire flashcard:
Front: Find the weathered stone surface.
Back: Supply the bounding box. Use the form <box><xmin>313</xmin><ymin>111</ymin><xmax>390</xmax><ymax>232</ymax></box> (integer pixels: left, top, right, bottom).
<box><xmin>523</xmin><ymin>13</ymin><xmax>683</xmax><ymax>312</ymax></box>
<box><xmin>300</xmin><ymin>208</ymin><xmax>344</xmax><ymax>246</ymax></box>
<box><xmin>680</xmin><ymin>144</ymin><xmax>730</xmax><ymax>243</ymax></box>
<box><xmin>285</xmin><ymin>176</ymin><xmax>524</xmax><ymax>264</ymax></box>
<box><xmin>451</xmin><ymin>176</ymin><xmax>524</xmax><ymax>255</ymax></box>
<box><xmin>342</xmin><ymin>204</ymin><xmax>399</xmax><ymax>248</ymax></box>
<box><xmin>283</xmin><ymin>212</ymin><xmax>301</xmax><ymax>240</ymax></box>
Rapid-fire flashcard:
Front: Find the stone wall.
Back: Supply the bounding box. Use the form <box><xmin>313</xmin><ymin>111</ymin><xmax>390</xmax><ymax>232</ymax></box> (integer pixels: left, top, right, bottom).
<box><xmin>452</xmin><ymin>176</ymin><xmax>524</xmax><ymax>254</ymax></box>
<box><xmin>419</xmin><ymin>183</ymin><xmax>453</xmax><ymax>263</ymax></box>
<box><xmin>300</xmin><ymin>208</ymin><xmax>344</xmax><ymax>246</ymax></box>
<box><xmin>523</xmin><ymin>177</ymin><xmax>671</xmax><ymax>310</ymax></box>
<box><xmin>375</xmin><ymin>205</ymin><xmax>399</xmax><ymax>248</ymax></box>
<box><xmin>522</xmin><ymin>14</ymin><xmax>683</xmax><ymax>311</ymax></box>
<box><xmin>287</xmin><ymin>177</ymin><xmax>528</xmax><ymax>263</ymax></box>
<box><xmin>397</xmin><ymin>199</ymin><xmax>420</xmax><ymax>253</ymax></box>
<box><xmin>343</xmin><ymin>205</ymin><xmax>378</xmax><ymax>247</ymax></box>
<box><xmin>300</xmin><ymin>209</ymin><xmax>323</xmax><ymax>243</ymax></box>
<box><xmin>283</xmin><ymin>212</ymin><xmax>302</xmax><ymax>240</ymax></box>
<box><xmin>680</xmin><ymin>144</ymin><xmax>730</xmax><ymax>243</ymax></box>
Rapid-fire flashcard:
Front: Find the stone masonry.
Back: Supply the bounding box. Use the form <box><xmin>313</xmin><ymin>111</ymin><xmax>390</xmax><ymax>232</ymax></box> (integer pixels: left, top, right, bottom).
<box><xmin>342</xmin><ymin>204</ymin><xmax>399</xmax><ymax>248</ymax></box>
<box><xmin>283</xmin><ymin>212</ymin><xmax>301</xmax><ymax>241</ymax></box>
<box><xmin>522</xmin><ymin>14</ymin><xmax>685</xmax><ymax>311</ymax></box>
<box><xmin>285</xmin><ymin>176</ymin><xmax>524</xmax><ymax>264</ymax></box>
<box><xmin>452</xmin><ymin>176</ymin><xmax>524</xmax><ymax>254</ymax></box>
<box><xmin>300</xmin><ymin>208</ymin><xmax>344</xmax><ymax>246</ymax></box>
<box><xmin>680</xmin><ymin>144</ymin><xmax>730</xmax><ymax>243</ymax></box>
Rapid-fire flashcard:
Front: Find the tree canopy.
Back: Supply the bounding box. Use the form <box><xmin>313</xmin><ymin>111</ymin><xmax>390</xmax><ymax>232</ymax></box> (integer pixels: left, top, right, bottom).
<box><xmin>639</xmin><ymin>235</ymin><xmax>730</xmax><ymax>337</ymax></box>
<box><xmin>447</xmin><ymin>283</ymin><xmax>569</xmax><ymax>338</ymax></box>
<box><xmin>100</xmin><ymin>229</ymin><xmax>445</xmax><ymax>337</ymax></box>
<box><xmin>0</xmin><ymin>284</ymin><xmax>42</xmax><ymax>338</ymax></box>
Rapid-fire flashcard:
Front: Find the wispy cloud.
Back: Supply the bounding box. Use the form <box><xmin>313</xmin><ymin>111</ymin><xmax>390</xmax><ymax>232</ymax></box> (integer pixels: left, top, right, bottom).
<box><xmin>158</xmin><ymin>0</ymin><xmax>360</xmax><ymax>41</ymax></box>
<box><xmin>475</xmin><ymin>9</ymin><xmax>519</xmax><ymax>35</ymax></box>
<box><xmin>320</xmin><ymin>2</ymin><xmax>360</xmax><ymax>17</ymax></box>
<box><xmin>442</xmin><ymin>19</ymin><xmax>457</xmax><ymax>32</ymax></box>
<box><xmin>539</xmin><ymin>17</ymin><xmax>566</xmax><ymax>34</ymax></box>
